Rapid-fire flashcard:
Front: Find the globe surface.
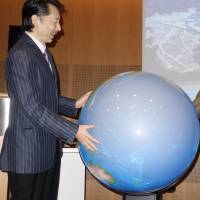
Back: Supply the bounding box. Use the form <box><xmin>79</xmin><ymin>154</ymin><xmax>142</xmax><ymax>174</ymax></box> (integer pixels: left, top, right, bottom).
<box><xmin>79</xmin><ymin>72</ymin><xmax>200</xmax><ymax>194</ymax></box>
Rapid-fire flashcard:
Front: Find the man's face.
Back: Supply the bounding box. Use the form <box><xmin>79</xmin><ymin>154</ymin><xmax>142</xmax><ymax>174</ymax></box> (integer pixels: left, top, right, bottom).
<box><xmin>32</xmin><ymin>4</ymin><xmax>61</xmax><ymax>43</ymax></box>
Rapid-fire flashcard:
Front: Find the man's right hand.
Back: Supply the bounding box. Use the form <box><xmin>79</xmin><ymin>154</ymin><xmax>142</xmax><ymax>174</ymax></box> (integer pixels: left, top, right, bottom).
<box><xmin>75</xmin><ymin>125</ymin><xmax>99</xmax><ymax>151</ymax></box>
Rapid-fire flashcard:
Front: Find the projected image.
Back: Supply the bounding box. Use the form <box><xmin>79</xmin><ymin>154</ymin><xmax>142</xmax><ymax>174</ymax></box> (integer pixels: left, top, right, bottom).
<box><xmin>143</xmin><ymin>0</ymin><xmax>200</xmax><ymax>83</ymax></box>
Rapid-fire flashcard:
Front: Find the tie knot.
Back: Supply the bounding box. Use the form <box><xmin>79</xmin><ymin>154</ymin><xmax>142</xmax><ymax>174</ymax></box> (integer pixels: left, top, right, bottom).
<box><xmin>43</xmin><ymin>49</ymin><xmax>48</xmax><ymax>55</ymax></box>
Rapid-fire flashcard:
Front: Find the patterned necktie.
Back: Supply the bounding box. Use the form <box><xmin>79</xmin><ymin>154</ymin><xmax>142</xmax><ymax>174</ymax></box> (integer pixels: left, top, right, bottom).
<box><xmin>43</xmin><ymin>49</ymin><xmax>53</xmax><ymax>72</ymax></box>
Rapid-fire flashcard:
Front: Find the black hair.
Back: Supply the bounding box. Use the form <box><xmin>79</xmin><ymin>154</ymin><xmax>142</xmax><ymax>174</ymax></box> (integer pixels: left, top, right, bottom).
<box><xmin>22</xmin><ymin>0</ymin><xmax>64</xmax><ymax>31</ymax></box>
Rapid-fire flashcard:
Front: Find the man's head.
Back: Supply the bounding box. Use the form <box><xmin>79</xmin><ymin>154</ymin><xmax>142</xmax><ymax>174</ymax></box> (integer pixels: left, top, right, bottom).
<box><xmin>22</xmin><ymin>0</ymin><xmax>64</xmax><ymax>43</ymax></box>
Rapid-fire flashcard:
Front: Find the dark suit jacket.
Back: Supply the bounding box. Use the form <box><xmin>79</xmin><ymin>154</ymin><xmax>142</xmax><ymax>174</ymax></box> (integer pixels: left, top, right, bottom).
<box><xmin>0</xmin><ymin>33</ymin><xmax>79</xmax><ymax>173</ymax></box>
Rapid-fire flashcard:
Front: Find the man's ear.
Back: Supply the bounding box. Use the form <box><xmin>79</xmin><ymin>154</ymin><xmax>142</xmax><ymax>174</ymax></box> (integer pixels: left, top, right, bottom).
<box><xmin>31</xmin><ymin>15</ymin><xmax>39</xmax><ymax>28</ymax></box>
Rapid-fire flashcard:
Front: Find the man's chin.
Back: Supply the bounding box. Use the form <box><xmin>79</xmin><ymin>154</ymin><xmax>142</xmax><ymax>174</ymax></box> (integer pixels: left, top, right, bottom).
<box><xmin>46</xmin><ymin>38</ymin><xmax>53</xmax><ymax>44</ymax></box>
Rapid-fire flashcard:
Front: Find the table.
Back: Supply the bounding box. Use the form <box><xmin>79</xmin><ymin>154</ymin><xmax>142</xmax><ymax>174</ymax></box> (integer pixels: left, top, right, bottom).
<box><xmin>58</xmin><ymin>148</ymin><xmax>85</xmax><ymax>200</ymax></box>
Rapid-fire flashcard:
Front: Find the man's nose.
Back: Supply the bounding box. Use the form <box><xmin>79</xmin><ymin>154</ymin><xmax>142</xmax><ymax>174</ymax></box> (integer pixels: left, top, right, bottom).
<box><xmin>57</xmin><ymin>23</ymin><xmax>61</xmax><ymax>32</ymax></box>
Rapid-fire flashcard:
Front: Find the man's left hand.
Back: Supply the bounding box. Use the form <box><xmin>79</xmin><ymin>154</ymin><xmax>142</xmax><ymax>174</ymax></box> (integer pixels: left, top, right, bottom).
<box><xmin>75</xmin><ymin>91</ymin><xmax>92</xmax><ymax>108</ymax></box>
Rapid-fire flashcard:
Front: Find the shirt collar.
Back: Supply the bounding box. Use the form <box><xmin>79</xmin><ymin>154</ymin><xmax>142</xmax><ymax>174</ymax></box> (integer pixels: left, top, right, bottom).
<box><xmin>25</xmin><ymin>31</ymin><xmax>46</xmax><ymax>54</ymax></box>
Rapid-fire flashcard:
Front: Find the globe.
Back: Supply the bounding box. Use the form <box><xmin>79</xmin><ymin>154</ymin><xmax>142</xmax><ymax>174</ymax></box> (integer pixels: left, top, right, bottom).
<box><xmin>78</xmin><ymin>72</ymin><xmax>200</xmax><ymax>194</ymax></box>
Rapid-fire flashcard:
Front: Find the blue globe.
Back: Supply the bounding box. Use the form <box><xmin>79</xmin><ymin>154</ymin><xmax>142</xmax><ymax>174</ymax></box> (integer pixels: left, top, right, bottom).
<box><xmin>79</xmin><ymin>72</ymin><xmax>200</xmax><ymax>194</ymax></box>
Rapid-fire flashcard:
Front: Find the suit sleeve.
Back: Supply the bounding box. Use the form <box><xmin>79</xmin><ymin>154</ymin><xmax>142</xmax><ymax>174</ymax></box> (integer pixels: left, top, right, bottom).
<box><xmin>7</xmin><ymin>49</ymin><xmax>78</xmax><ymax>143</ymax></box>
<box><xmin>58</xmin><ymin>96</ymin><xmax>79</xmax><ymax>117</ymax></box>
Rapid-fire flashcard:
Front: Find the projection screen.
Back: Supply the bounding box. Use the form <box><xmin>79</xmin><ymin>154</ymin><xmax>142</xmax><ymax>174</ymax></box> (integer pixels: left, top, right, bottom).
<box><xmin>142</xmin><ymin>0</ymin><xmax>200</xmax><ymax>99</ymax></box>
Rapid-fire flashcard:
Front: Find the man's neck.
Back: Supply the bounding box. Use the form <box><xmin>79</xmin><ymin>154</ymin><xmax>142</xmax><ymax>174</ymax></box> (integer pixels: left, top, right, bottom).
<box><xmin>25</xmin><ymin>31</ymin><xmax>46</xmax><ymax>53</ymax></box>
<box><xmin>26</xmin><ymin>31</ymin><xmax>45</xmax><ymax>46</ymax></box>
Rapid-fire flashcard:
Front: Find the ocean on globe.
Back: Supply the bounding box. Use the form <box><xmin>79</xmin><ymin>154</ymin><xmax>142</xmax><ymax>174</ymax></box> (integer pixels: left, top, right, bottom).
<box><xmin>78</xmin><ymin>71</ymin><xmax>200</xmax><ymax>194</ymax></box>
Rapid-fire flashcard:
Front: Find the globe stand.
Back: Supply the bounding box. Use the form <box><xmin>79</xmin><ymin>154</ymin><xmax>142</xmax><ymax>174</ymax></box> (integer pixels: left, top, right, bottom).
<box><xmin>123</xmin><ymin>186</ymin><xmax>176</xmax><ymax>200</ymax></box>
<box><xmin>123</xmin><ymin>193</ymin><xmax>162</xmax><ymax>200</ymax></box>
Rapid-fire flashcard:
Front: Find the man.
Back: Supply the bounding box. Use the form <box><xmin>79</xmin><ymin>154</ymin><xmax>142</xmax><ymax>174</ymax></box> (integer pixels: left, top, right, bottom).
<box><xmin>0</xmin><ymin>0</ymin><xmax>98</xmax><ymax>199</ymax></box>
